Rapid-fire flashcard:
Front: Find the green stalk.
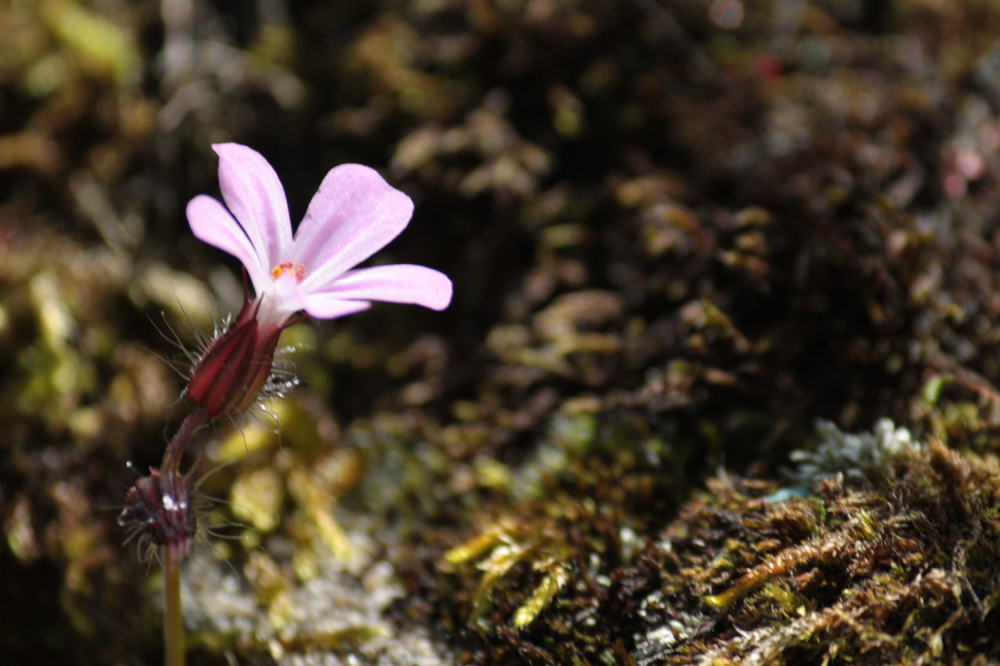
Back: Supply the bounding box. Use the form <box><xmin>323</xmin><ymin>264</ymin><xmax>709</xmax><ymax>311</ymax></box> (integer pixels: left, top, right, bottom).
<box><xmin>164</xmin><ymin>543</ymin><xmax>185</xmax><ymax>666</ymax></box>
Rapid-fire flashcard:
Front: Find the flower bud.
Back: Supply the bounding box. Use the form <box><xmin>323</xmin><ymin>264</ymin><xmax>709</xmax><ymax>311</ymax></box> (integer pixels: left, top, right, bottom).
<box><xmin>119</xmin><ymin>467</ymin><xmax>197</xmax><ymax>562</ymax></box>
<box><xmin>184</xmin><ymin>296</ymin><xmax>282</xmax><ymax>419</ymax></box>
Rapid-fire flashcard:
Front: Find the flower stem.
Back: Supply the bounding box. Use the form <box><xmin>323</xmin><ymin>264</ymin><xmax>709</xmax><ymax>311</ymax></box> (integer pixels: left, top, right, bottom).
<box><xmin>159</xmin><ymin>408</ymin><xmax>205</xmax><ymax>666</ymax></box>
<box><xmin>163</xmin><ymin>543</ymin><xmax>185</xmax><ymax>666</ymax></box>
<box><xmin>161</xmin><ymin>407</ymin><xmax>209</xmax><ymax>473</ymax></box>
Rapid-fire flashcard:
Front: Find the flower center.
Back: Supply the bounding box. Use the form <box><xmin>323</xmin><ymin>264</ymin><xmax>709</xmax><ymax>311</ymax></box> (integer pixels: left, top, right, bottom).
<box><xmin>271</xmin><ymin>262</ymin><xmax>306</xmax><ymax>283</ymax></box>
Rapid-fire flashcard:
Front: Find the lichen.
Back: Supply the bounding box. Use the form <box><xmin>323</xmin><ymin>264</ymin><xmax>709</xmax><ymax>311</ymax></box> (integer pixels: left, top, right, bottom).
<box><xmin>785</xmin><ymin>418</ymin><xmax>915</xmax><ymax>487</ymax></box>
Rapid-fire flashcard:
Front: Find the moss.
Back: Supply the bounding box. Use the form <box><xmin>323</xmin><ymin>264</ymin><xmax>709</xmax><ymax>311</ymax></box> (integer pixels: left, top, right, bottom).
<box><xmin>6</xmin><ymin>0</ymin><xmax>1000</xmax><ymax>663</ymax></box>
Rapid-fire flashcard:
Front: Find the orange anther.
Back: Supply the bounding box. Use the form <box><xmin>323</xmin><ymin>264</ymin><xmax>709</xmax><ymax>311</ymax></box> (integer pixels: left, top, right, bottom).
<box><xmin>271</xmin><ymin>262</ymin><xmax>306</xmax><ymax>283</ymax></box>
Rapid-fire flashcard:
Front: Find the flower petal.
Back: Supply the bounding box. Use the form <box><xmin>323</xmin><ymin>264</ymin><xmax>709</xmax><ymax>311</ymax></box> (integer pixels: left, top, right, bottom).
<box><xmin>291</xmin><ymin>164</ymin><xmax>414</xmax><ymax>290</ymax></box>
<box><xmin>213</xmin><ymin>143</ymin><xmax>292</xmax><ymax>270</ymax></box>
<box><xmin>300</xmin><ymin>295</ymin><xmax>372</xmax><ymax>320</ymax></box>
<box><xmin>317</xmin><ymin>264</ymin><xmax>453</xmax><ymax>311</ymax></box>
<box><xmin>187</xmin><ymin>195</ymin><xmax>270</xmax><ymax>291</ymax></box>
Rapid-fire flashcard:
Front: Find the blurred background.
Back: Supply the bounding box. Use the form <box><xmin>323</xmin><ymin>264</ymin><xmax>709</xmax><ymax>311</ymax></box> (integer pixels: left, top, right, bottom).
<box><xmin>3</xmin><ymin>0</ymin><xmax>1000</xmax><ymax>664</ymax></box>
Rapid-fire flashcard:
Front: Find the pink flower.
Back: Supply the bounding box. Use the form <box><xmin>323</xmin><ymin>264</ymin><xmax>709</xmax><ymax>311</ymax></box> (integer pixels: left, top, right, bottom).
<box><xmin>189</xmin><ymin>143</ymin><xmax>452</xmax><ymax>331</ymax></box>
<box><xmin>183</xmin><ymin>143</ymin><xmax>452</xmax><ymax>418</ymax></box>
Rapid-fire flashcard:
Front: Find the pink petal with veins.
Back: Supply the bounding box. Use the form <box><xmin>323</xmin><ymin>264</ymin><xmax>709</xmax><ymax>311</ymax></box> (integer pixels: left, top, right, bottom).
<box><xmin>186</xmin><ymin>195</ymin><xmax>269</xmax><ymax>289</ymax></box>
<box><xmin>292</xmin><ymin>164</ymin><xmax>414</xmax><ymax>289</ymax></box>
<box><xmin>300</xmin><ymin>296</ymin><xmax>372</xmax><ymax>320</ymax></box>
<box><xmin>319</xmin><ymin>264</ymin><xmax>453</xmax><ymax>311</ymax></box>
<box><xmin>213</xmin><ymin>143</ymin><xmax>293</xmax><ymax>270</ymax></box>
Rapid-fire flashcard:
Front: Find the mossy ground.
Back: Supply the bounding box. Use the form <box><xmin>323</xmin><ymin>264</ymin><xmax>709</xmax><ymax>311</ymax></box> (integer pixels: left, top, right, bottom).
<box><xmin>2</xmin><ymin>1</ymin><xmax>1000</xmax><ymax>664</ymax></box>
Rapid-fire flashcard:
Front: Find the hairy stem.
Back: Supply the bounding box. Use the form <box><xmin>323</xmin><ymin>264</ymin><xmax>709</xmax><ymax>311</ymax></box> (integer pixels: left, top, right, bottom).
<box><xmin>161</xmin><ymin>407</ymin><xmax>209</xmax><ymax>473</ymax></box>
<box><xmin>159</xmin><ymin>407</ymin><xmax>207</xmax><ymax>666</ymax></box>
<box><xmin>164</xmin><ymin>543</ymin><xmax>185</xmax><ymax>666</ymax></box>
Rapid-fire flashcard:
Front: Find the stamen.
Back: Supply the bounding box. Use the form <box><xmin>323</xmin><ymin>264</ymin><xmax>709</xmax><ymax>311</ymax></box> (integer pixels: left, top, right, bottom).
<box><xmin>271</xmin><ymin>262</ymin><xmax>306</xmax><ymax>283</ymax></box>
